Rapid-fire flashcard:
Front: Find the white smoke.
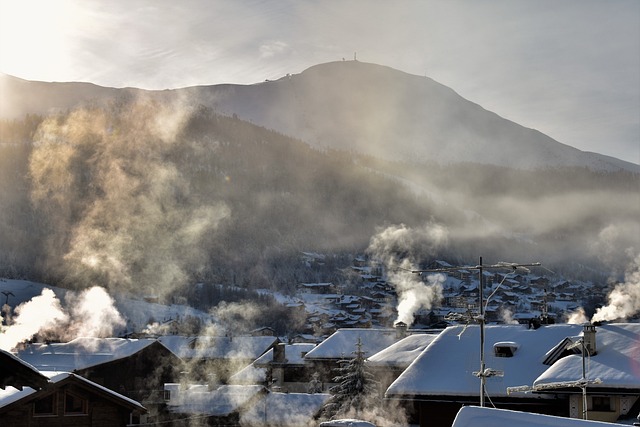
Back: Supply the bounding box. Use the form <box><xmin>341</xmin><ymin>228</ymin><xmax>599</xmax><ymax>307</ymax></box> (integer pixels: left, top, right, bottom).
<box><xmin>0</xmin><ymin>286</ymin><xmax>126</xmax><ymax>351</ymax></box>
<box><xmin>566</xmin><ymin>307</ymin><xmax>589</xmax><ymax>324</ymax></box>
<box><xmin>367</xmin><ymin>222</ymin><xmax>448</xmax><ymax>325</ymax></box>
<box><xmin>393</xmin><ymin>269</ymin><xmax>445</xmax><ymax>325</ymax></box>
<box><xmin>66</xmin><ymin>286</ymin><xmax>126</xmax><ymax>342</ymax></box>
<box><xmin>592</xmin><ymin>253</ymin><xmax>640</xmax><ymax>322</ymax></box>
<box><xmin>0</xmin><ymin>288</ymin><xmax>68</xmax><ymax>351</ymax></box>
<box><xmin>500</xmin><ymin>307</ymin><xmax>519</xmax><ymax>325</ymax></box>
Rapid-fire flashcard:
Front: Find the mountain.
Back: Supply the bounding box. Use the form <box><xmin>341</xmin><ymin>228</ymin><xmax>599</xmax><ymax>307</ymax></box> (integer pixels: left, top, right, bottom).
<box><xmin>2</xmin><ymin>62</ymin><xmax>638</xmax><ymax>173</ymax></box>
<box><xmin>175</xmin><ymin>61</ymin><xmax>639</xmax><ymax>172</ymax></box>
<box><xmin>0</xmin><ymin>62</ymin><xmax>638</xmax><ymax>296</ymax></box>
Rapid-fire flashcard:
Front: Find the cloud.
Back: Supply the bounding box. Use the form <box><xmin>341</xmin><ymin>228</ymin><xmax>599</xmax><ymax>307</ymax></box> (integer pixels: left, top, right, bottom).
<box><xmin>260</xmin><ymin>41</ymin><xmax>289</xmax><ymax>59</ymax></box>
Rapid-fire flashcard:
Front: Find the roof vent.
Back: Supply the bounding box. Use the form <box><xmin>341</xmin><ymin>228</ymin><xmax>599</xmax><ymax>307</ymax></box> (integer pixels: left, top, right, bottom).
<box><xmin>493</xmin><ymin>341</ymin><xmax>519</xmax><ymax>357</ymax></box>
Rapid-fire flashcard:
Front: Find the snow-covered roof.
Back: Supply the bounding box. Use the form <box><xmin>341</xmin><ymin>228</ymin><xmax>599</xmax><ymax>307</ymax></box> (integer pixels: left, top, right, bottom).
<box><xmin>319</xmin><ymin>419</ymin><xmax>376</xmax><ymax>427</ymax></box>
<box><xmin>386</xmin><ymin>324</ymin><xmax>582</xmax><ymax>398</ymax></box>
<box><xmin>367</xmin><ymin>333</ymin><xmax>438</xmax><ymax>368</ymax></box>
<box><xmin>304</xmin><ymin>328</ymin><xmax>398</xmax><ymax>360</ymax></box>
<box><xmin>240</xmin><ymin>392</ymin><xmax>330</xmax><ymax>426</ymax></box>
<box><xmin>452</xmin><ymin>406</ymin><xmax>621</xmax><ymax>427</ymax></box>
<box><xmin>158</xmin><ymin>335</ymin><xmax>278</xmax><ymax>360</ymax></box>
<box><xmin>534</xmin><ymin>323</ymin><xmax>640</xmax><ymax>391</ymax></box>
<box><xmin>228</xmin><ymin>363</ymin><xmax>267</xmax><ymax>384</ymax></box>
<box><xmin>166</xmin><ymin>384</ymin><xmax>265</xmax><ymax>416</ymax></box>
<box><xmin>255</xmin><ymin>343</ymin><xmax>316</xmax><ymax>366</ymax></box>
<box><xmin>0</xmin><ymin>349</ymin><xmax>48</xmax><ymax>390</ymax></box>
<box><xmin>17</xmin><ymin>337</ymin><xmax>158</xmax><ymax>372</ymax></box>
<box><xmin>0</xmin><ymin>372</ymin><xmax>145</xmax><ymax>411</ymax></box>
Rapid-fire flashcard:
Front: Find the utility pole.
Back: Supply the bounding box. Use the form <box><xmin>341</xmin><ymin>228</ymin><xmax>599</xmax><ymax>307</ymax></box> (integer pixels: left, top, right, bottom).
<box><xmin>411</xmin><ymin>257</ymin><xmax>541</xmax><ymax>407</ymax></box>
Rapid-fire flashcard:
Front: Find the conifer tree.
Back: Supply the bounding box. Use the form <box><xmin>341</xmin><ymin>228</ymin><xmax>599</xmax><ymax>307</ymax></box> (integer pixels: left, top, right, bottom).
<box><xmin>320</xmin><ymin>337</ymin><xmax>380</xmax><ymax>419</ymax></box>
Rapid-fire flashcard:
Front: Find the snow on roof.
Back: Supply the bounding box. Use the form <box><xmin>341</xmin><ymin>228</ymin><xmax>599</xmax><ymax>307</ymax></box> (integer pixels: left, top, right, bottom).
<box><xmin>240</xmin><ymin>391</ymin><xmax>330</xmax><ymax>426</ymax></box>
<box><xmin>17</xmin><ymin>337</ymin><xmax>157</xmax><ymax>372</ymax></box>
<box><xmin>166</xmin><ymin>384</ymin><xmax>265</xmax><ymax>416</ymax></box>
<box><xmin>304</xmin><ymin>328</ymin><xmax>398</xmax><ymax>360</ymax></box>
<box><xmin>452</xmin><ymin>406</ymin><xmax>621</xmax><ymax>427</ymax></box>
<box><xmin>367</xmin><ymin>333</ymin><xmax>438</xmax><ymax>368</ymax></box>
<box><xmin>319</xmin><ymin>419</ymin><xmax>376</xmax><ymax>427</ymax></box>
<box><xmin>0</xmin><ymin>348</ymin><xmax>48</xmax><ymax>389</ymax></box>
<box><xmin>228</xmin><ymin>363</ymin><xmax>267</xmax><ymax>384</ymax></box>
<box><xmin>0</xmin><ymin>372</ymin><xmax>145</xmax><ymax>411</ymax></box>
<box><xmin>534</xmin><ymin>323</ymin><xmax>640</xmax><ymax>391</ymax></box>
<box><xmin>158</xmin><ymin>335</ymin><xmax>278</xmax><ymax>360</ymax></box>
<box><xmin>386</xmin><ymin>324</ymin><xmax>582</xmax><ymax>398</ymax></box>
<box><xmin>254</xmin><ymin>343</ymin><xmax>316</xmax><ymax>366</ymax></box>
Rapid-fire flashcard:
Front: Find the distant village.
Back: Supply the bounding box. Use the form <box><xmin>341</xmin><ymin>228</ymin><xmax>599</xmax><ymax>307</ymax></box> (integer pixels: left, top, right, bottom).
<box><xmin>289</xmin><ymin>253</ymin><xmax>610</xmax><ymax>335</ymax></box>
<box><xmin>0</xmin><ymin>255</ymin><xmax>638</xmax><ymax>426</ymax></box>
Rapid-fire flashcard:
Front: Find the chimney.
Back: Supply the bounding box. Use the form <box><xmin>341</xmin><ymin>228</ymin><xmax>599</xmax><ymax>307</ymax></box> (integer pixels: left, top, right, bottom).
<box><xmin>273</xmin><ymin>343</ymin><xmax>286</xmax><ymax>364</ymax></box>
<box><xmin>582</xmin><ymin>323</ymin><xmax>597</xmax><ymax>356</ymax></box>
<box><xmin>394</xmin><ymin>321</ymin><xmax>408</xmax><ymax>339</ymax></box>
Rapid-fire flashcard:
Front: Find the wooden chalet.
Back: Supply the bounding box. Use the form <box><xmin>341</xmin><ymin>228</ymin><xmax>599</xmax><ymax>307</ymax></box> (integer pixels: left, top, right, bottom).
<box><xmin>0</xmin><ymin>372</ymin><xmax>146</xmax><ymax>427</ymax></box>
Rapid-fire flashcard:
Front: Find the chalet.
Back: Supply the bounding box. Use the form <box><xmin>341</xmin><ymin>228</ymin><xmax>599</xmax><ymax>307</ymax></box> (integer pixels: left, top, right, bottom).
<box><xmin>0</xmin><ymin>372</ymin><xmax>146</xmax><ymax>427</ymax></box>
<box><xmin>452</xmin><ymin>406</ymin><xmax>628</xmax><ymax>427</ymax></box>
<box><xmin>230</xmin><ymin>342</ymin><xmax>317</xmax><ymax>393</ymax></box>
<box><xmin>303</xmin><ymin>328</ymin><xmax>398</xmax><ymax>387</ymax></box>
<box><xmin>0</xmin><ymin>349</ymin><xmax>48</xmax><ymax>390</ymax></box>
<box><xmin>250</xmin><ymin>326</ymin><xmax>276</xmax><ymax>337</ymax></box>
<box><xmin>16</xmin><ymin>337</ymin><xmax>182</xmax><ymax>409</ymax></box>
<box><xmin>531</xmin><ymin>323</ymin><xmax>640</xmax><ymax>423</ymax></box>
<box><xmin>367</xmin><ymin>333</ymin><xmax>438</xmax><ymax>393</ymax></box>
<box><xmin>158</xmin><ymin>334</ymin><xmax>279</xmax><ymax>385</ymax></box>
<box><xmin>163</xmin><ymin>384</ymin><xmax>266</xmax><ymax>425</ymax></box>
<box><xmin>163</xmin><ymin>383</ymin><xmax>328</xmax><ymax>426</ymax></box>
<box><xmin>386</xmin><ymin>324</ymin><xmax>585</xmax><ymax>427</ymax></box>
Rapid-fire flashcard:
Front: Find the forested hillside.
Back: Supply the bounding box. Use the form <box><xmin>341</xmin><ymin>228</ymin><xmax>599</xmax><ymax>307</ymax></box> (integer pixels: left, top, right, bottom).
<box><xmin>0</xmin><ymin>98</ymin><xmax>638</xmax><ymax>300</ymax></box>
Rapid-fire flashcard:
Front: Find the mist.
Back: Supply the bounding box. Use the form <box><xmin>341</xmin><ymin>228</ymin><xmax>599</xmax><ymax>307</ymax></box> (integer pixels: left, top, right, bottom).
<box><xmin>28</xmin><ymin>97</ymin><xmax>230</xmax><ymax>298</ymax></box>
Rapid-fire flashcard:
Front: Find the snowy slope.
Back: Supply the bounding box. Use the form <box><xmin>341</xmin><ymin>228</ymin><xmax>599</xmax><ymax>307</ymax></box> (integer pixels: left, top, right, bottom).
<box><xmin>179</xmin><ymin>61</ymin><xmax>640</xmax><ymax>172</ymax></box>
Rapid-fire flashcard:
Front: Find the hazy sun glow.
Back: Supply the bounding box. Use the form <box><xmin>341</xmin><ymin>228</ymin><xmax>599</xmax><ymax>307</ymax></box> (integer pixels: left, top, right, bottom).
<box><xmin>0</xmin><ymin>0</ymin><xmax>78</xmax><ymax>80</ymax></box>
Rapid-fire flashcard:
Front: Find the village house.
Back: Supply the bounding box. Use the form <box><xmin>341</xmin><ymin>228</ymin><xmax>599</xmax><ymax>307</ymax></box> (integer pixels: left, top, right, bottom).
<box><xmin>367</xmin><ymin>332</ymin><xmax>439</xmax><ymax>393</ymax></box>
<box><xmin>531</xmin><ymin>323</ymin><xmax>640</xmax><ymax>423</ymax></box>
<box><xmin>303</xmin><ymin>328</ymin><xmax>399</xmax><ymax>388</ymax></box>
<box><xmin>0</xmin><ymin>372</ymin><xmax>147</xmax><ymax>427</ymax></box>
<box><xmin>163</xmin><ymin>383</ymin><xmax>329</xmax><ymax>426</ymax></box>
<box><xmin>16</xmin><ymin>337</ymin><xmax>182</xmax><ymax>421</ymax></box>
<box><xmin>158</xmin><ymin>334</ymin><xmax>279</xmax><ymax>385</ymax></box>
<box><xmin>0</xmin><ymin>348</ymin><xmax>48</xmax><ymax>390</ymax></box>
<box><xmin>385</xmin><ymin>323</ymin><xmax>585</xmax><ymax>427</ymax></box>
<box><xmin>386</xmin><ymin>322</ymin><xmax>640</xmax><ymax>426</ymax></box>
<box><xmin>228</xmin><ymin>342</ymin><xmax>317</xmax><ymax>393</ymax></box>
<box><xmin>452</xmin><ymin>406</ymin><xmax>632</xmax><ymax>427</ymax></box>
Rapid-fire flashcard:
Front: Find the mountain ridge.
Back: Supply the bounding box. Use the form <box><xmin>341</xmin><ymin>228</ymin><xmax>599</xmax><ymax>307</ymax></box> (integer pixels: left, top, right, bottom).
<box><xmin>2</xmin><ymin>62</ymin><xmax>638</xmax><ymax>173</ymax></box>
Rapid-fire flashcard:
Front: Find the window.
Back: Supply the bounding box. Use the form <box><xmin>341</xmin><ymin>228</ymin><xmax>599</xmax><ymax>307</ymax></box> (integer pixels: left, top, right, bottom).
<box><xmin>64</xmin><ymin>391</ymin><xmax>88</xmax><ymax>415</ymax></box>
<box><xmin>590</xmin><ymin>396</ymin><xmax>613</xmax><ymax>412</ymax></box>
<box><xmin>163</xmin><ymin>389</ymin><xmax>171</xmax><ymax>401</ymax></box>
<box><xmin>33</xmin><ymin>393</ymin><xmax>56</xmax><ymax>416</ymax></box>
<box><xmin>493</xmin><ymin>341</ymin><xmax>519</xmax><ymax>357</ymax></box>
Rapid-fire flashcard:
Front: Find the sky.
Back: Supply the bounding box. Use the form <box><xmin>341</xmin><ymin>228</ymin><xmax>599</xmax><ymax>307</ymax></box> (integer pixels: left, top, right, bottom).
<box><xmin>0</xmin><ymin>0</ymin><xmax>638</xmax><ymax>164</ymax></box>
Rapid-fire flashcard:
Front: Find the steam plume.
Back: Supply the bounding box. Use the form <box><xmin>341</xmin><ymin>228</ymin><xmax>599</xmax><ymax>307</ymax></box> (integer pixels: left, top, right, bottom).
<box><xmin>592</xmin><ymin>253</ymin><xmax>640</xmax><ymax>322</ymax></box>
<box><xmin>0</xmin><ymin>286</ymin><xmax>126</xmax><ymax>351</ymax></box>
<box><xmin>566</xmin><ymin>307</ymin><xmax>589</xmax><ymax>324</ymax></box>
<box><xmin>66</xmin><ymin>286</ymin><xmax>126</xmax><ymax>340</ymax></box>
<box><xmin>367</xmin><ymin>223</ymin><xmax>448</xmax><ymax>325</ymax></box>
<box><xmin>0</xmin><ymin>288</ymin><xmax>67</xmax><ymax>351</ymax></box>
